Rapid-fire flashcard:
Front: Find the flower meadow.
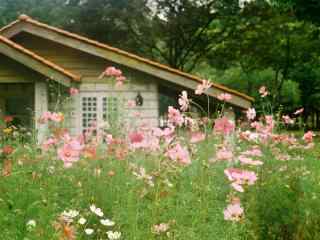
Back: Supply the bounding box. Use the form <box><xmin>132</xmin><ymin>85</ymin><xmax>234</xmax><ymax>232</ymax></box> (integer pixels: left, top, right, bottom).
<box><xmin>0</xmin><ymin>67</ymin><xmax>320</xmax><ymax>240</ymax></box>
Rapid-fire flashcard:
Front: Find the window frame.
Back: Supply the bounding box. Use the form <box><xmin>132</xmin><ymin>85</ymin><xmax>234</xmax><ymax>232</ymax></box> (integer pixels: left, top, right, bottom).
<box><xmin>79</xmin><ymin>92</ymin><xmax>120</xmax><ymax>135</ymax></box>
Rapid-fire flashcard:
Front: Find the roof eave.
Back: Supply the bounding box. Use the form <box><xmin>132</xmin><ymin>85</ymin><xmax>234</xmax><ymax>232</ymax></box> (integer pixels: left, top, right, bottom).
<box><xmin>0</xmin><ymin>35</ymin><xmax>81</xmax><ymax>86</ymax></box>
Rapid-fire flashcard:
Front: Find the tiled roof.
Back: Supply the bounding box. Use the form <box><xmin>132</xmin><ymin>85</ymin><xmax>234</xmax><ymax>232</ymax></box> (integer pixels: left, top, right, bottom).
<box><xmin>0</xmin><ymin>15</ymin><xmax>253</xmax><ymax>102</ymax></box>
<box><xmin>0</xmin><ymin>34</ymin><xmax>81</xmax><ymax>82</ymax></box>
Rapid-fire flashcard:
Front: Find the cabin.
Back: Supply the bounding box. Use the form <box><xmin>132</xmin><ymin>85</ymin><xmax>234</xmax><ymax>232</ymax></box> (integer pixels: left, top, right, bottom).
<box><xmin>0</xmin><ymin>15</ymin><xmax>253</xmax><ymax>141</ymax></box>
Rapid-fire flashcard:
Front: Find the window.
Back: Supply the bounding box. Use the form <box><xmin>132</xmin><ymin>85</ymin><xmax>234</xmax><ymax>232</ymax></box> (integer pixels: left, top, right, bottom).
<box><xmin>5</xmin><ymin>97</ymin><xmax>33</xmax><ymax>128</ymax></box>
<box><xmin>102</xmin><ymin>97</ymin><xmax>119</xmax><ymax>123</ymax></box>
<box><xmin>81</xmin><ymin>97</ymin><xmax>97</xmax><ymax>131</ymax></box>
<box><xmin>80</xmin><ymin>93</ymin><xmax>120</xmax><ymax>133</ymax></box>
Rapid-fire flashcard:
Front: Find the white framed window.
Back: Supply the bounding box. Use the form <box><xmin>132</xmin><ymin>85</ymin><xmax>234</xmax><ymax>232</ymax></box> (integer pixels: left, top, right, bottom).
<box><xmin>80</xmin><ymin>93</ymin><xmax>120</xmax><ymax>134</ymax></box>
<box><xmin>81</xmin><ymin>96</ymin><xmax>98</xmax><ymax>131</ymax></box>
<box><xmin>102</xmin><ymin>96</ymin><xmax>119</xmax><ymax>123</ymax></box>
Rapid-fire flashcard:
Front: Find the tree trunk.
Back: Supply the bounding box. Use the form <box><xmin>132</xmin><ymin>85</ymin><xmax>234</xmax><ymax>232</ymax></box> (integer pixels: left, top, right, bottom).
<box><xmin>316</xmin><ymin>111</ymin><xmax>320</xmax><ymax>130</ymax></box>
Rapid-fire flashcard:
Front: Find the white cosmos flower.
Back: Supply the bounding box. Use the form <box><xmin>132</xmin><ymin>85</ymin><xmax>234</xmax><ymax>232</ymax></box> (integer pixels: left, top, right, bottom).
<box><xmin>78</xmin><ymin>217</ymin><xmax>86</xmax><ymax>225</ymax></box>
<box><xmin>90</xmin><ymin>204</ymin><xmax>104</xmax><ymax>217</ymax></box>
<box><xmin>89</xmin><ymin>204</ymin><xmax>97</xmax><ymax>213</ymax></box>
<box><xmin>62</xmin><ymin>210</ymin><xmax>79</xmax><ymax>218</ymax></box>
<box><xmin>107</xmin><ymin>231</ymin><xmax>121</xmax><ymax>240</ymax></box>
<box><xmin>100</xmin><ymin>218</ymin><xmax>115</xmax><ymax>226</ymax></box>
<box><xmin>246</xmin><ymin>108</ymin><xmax>256</xmax><ymax>121</ymax></box>
<box><xmin>26</xmin><ymin>219</ymin><xmax>36</xmax><ymax>229</ymax></box>
<box><xmin>61</xmin><ymin>210</ymin><xmax>79</xmax><ymax>223</ymax></box>
<box><xmin>85</xmin><ymin>228</ymin><xmax>94</xmax><ymax>235</ymax></box>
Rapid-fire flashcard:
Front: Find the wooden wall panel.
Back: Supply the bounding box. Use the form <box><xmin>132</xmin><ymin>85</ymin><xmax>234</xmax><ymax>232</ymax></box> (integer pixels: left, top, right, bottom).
<box><xmin>13</xmin><ymin>33</ymin><xmax>161</xmax><ymax>131</ymax></box>
<box><xmin>0</xmin><ymin>53</ymin><xmax>38</xmax><ymax>83</ymax></box>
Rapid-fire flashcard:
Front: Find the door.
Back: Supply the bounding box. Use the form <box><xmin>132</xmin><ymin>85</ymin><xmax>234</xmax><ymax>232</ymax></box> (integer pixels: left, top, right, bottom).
<box><xmin>79</xmin><ymin>92</ymin><xmax>120</xmax><ymax>135</ymax></box>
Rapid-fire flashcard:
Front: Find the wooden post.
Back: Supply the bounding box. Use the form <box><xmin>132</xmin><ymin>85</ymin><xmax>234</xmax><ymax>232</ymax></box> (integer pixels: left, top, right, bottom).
<box><xmin>34</xmin><ymin>81</ymin><xmax>48</xmax><ymax>143</ymax></box>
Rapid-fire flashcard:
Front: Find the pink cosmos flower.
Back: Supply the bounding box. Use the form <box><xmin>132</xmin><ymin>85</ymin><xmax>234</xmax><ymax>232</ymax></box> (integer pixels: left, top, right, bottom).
<box><xmin>294</xmin><ymin>108</ymin><xmax>304</xmax><ymax>115</ymax></box>
<box><xmin>259</xmin><ymin>86</ymin><xmax>269</xmax><ymax>97</ymax></box>
<box><xmin>39</xmin><ymin>111</ymin><xmax>64</xmax><ymax>123</ymax></box>
<box><xmin>57</xmin><ymin>139</ymin><xmax>83</xmax><ymax>168</ymax></box>
<box><xmin>152</xmin><ymin>223</ymin><xmax>170</xmax><ymax>235</ymax></box>
<box><xmin>303</xmin><ymin>131</ymin><xmax>314</xmax><ymax>143</ymax></box>
<box><xmin>224</xmin><ymin>168</ymin><xmax>257</xmax><ymax>192</ymax></box>
<box><xmin>3</xmin><ymin>145</ymin><xmax>14</xmax><ymax>155</ymax></box>
<box><xmin>115</xmin><ymin>75</ymin><xmax>126</xmax><ymax>87</ymax></box>
<box><xmin>39</xmin><ymin>111</ymin><xmax>52</xmax><ymax>123</ymax></box>
<box><xmin>265</xmin><ymin>115</ymin><xmax>274</xmax><ymax>133</ymax></box>
<box><xmin>250</xmin><ymin>121</ymin><xmax>263</xmax><ymax>131</ymax></box>
<box><xmin>166</xmin><ymin>143</ymin><xmax>191</xmax><ymax>165</ymax></box>
<box><xmin>195</xmin><ymin>80</ymin><xmax>212</xmax><ymax>95</ymax></box>
<box><xmin>214</xmin><ymin>117</ymin><xmax>235</xmax><ymax>135</ymax></box>
<box><xmin>240</xmin><ymin>130</ymin><xmax>260</xmax><ymax>142</ymax></box>
<box><xmin>127</xmin><ymin>127</ymin><xmax>161</xmax><ymax>152</ymax></box>
<box><xmin>152</xmin><ymin>127</ymin><xmax>165</xmax><ymax>138</ymax></box>
<box><xmin>224</xmin><ymin>203</ymin><xmax>244</xmax><ymax>222</ymax></box>
<box><xmin>127</xmin><ymin>100</ymin><xmax>136</xmax><ymax>108</ymax></box>
<box><xmin>231</xmin><ymin>182</ymin><xmax>245</xmax><ymax>192</ymax></box>
<box><xmin>41</xmin><ymin>138</ymin><xmax>58</xmax><ymax>151</ymax></box>
<box><xmin>241</xmin><ymin>147</ymin><xmax>262</xmax><ymax>157</ymax></box>
<box><xmin>246</xmin><ymin>108</ymin><xmax>256</xmax><ymax>121</ymax></box>
<box><xmin>50</xmin><ymin>112</ymin><xmax>64</xmax><ymax>123</ymax></box>
<box><xmin>60</xmin><ymin>132</ymin><xmax>72</xmax><ymax>142</ymax></box>
<box><xmin>178</xmin><ymin>91</ymin><xmax>189</xmax><ymax>112</ymax></box>
<box><xmin>69</xmin><ymin>87</ymin><xmax>79</xmax><ymax>96</ymax></box>
<box><xmin>216</xmin><ymin>148</ymin><xmax>233</xmax><ymax>161</ymax></box>
<box><xmin>160</xmin><ymin>126</ymin><xmax>176</xmax><ymax>144</ymax></box>
<box><xmin>282</xmin><ymin>115</ymin><xmax>294</xmax><ymax>125</ymax></box>
<box><xmin>83</xmin><ymin>145</ymin><xmax>97</xmax><ymax>159</ymax></box>
<box><xmin>99</xmin><ymin>66</ymin><xmax>126</xmax><ymax>87</ymax></box>
<box><xmin>105</xmin><ymin>134</ymin><xmax>113</xmax><ymax>144</ymax></box>
<box><xmin>4</xmin><ymin>115</ymin><xmax>13</xmax><ymax>123</ymax></box>
<box><xmin>116</xmin><ymin>75</ymin><xmax>126</xmax><ymax>82</ymax></box>
<box><xmin>238</xmin><ymin>155</ymin><xmax>263</xmax><ymax>166</ymax></box>
<box><xmin>129</xmin><ymin>131</ymin><xmax>144</xmax><ymax>144</ymax></box>
<box><xmin>168</xmin><ymin>106</ymin><xmax>184</xmax><ymax>126</ymax></box>
<box><xmin>217</xmin><ymin>93</ymin><xmax>232</xmax><ymax>102</ymax></box>
<box><xmin>190</xmin><ymin>131</ymin><xmax>205</xmax><ymax>143</ymax></box>
<box><xmin>101</xmin><ymin>66</ymin><xmax>122</xmax><ymax>78</ymax></box>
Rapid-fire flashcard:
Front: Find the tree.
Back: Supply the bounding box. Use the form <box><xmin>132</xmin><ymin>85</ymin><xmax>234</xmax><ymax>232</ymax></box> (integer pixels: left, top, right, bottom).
<box><xmin>128</xmin><ymin>0</ymin><xmax>241</xmax><ymax>71</ymax></box>
<box><xmin>62</xmin><ymin>0</ymin><xmax>151</xmax><ymax>52</ymax></box>
<box><xmin>0</xmin><ymin>0</ymin><xmax>69</xmax><ymax>26</ymax></box>
<box><xmin>0</xmin><ymin>0</ymin><xmax>152</xmax><ymax>54</ymax></box>
<box><xmin>206</xmin><ymin>0</ymin><xmax>319</xmax><ymax>109</ymax></box>
<box><xmin>290</xmin><ymin>63</ymin><xmax>320</xmax><ymax>129</ymax></box>
<box><xmin>270</xmin><ymin>0</ymin><xmax>320</xmax><ymax>25</ymax></box>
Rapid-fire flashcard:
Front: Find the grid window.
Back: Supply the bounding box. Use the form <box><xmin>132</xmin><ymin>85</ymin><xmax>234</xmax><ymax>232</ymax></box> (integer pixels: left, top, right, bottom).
<box><xmin>102</xmin><ymin>97</ymin><xmax>119</xmax><ymax>123</ymax></box>
<box><xmin>82</xmin><ymin>97</ymin><xmax>97</xmax><ymax>130</ymax></box>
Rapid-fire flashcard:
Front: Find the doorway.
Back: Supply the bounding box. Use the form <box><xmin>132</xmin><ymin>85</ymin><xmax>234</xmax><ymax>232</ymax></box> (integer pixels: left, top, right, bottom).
<box><xmin>0</xmin><ymin>83</ymin><xmax>34</xmax><ymax>129</ymax></box>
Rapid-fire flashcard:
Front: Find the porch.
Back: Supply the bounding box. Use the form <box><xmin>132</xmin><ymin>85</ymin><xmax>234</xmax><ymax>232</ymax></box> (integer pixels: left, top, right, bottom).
<box><xmin>0</xmin><ymin>82</ymin><xmax>48</xmax><ymax>139</ymax></box>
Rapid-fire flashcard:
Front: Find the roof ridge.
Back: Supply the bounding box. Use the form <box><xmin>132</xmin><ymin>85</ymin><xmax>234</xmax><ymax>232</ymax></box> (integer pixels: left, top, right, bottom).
<box><xmin>0</xmin><ymin>34</ymin><xmax>81</xmax><ymax>81</ymax></box>
<box><xmin>0</xmin><ymin>19</ymin><xmax>21</xmax><ymax>33</ymax></box>
<box><xmin>18</xmin><ymin>14</ymin><xmax>31</xmax><ymax>21</ymax></box>
<box><xmin>1</xmin><ymin>14</ymin><xmax>254</xmax><ymax>102</ymax></box>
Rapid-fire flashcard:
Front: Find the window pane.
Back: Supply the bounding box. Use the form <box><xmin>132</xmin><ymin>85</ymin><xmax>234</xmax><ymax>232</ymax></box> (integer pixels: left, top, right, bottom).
<box><xmin>82</xmin><ymin>97</ymin><xmax>97</xmax><ymax>131</ymax></box>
